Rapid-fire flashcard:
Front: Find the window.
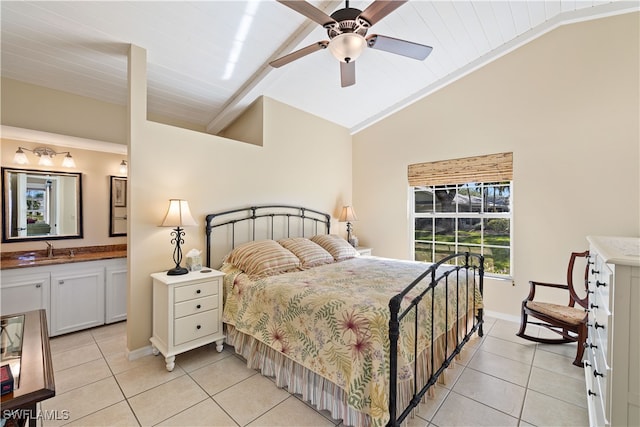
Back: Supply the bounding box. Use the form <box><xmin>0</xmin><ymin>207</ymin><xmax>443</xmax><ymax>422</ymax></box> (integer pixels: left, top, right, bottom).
<box><xmin>413</xmin><ymin>182</ymin><xmax>512</xmax><ymax>275</ymax></box>
<box><xmin>408</xmin><ymin>152</ymin><xmax>513</xmax><ymax>276</ymax></box>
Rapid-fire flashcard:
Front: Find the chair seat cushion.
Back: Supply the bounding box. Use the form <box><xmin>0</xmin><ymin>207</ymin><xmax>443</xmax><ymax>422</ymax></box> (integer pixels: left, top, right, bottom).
<box><xmin>526</xmin><ymin>301</ymin><xmax>587</xmax><ymax>326</ymax></box>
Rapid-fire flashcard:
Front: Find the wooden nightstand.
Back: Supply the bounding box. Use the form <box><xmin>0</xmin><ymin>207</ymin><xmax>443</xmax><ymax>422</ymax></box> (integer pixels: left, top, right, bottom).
<box><xmin>356</xmin><ymin>247</ymin><xmax>372</xmax><ymax>256</ymax></box>
<box><xmin>150</xmin><ymin>269</ymin><xmax>225</xmax><ymax>371</ymax></box>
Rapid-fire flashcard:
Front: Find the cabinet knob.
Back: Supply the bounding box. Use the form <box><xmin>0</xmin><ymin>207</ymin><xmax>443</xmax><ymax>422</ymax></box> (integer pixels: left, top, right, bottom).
<box><xmin>587</xmin><ymin>322</ymin><xmax>605</xmax><ymax>330</ymax></box>
<box><xmin>35</xmin><ymin>284</ymin><xmax>41</xmax><ymax>288</ymax></box>
<box><xmin>196</xmin><ymin>289</ymin><xmax>201</xmax><ymax>294</ymax></box>
<box><xmin>593</xmin><ymin>370</ymin><xmax>604</xmax><ymax>378</ymax></box>
<box><xmin>595</xmin><ymin>322</ymin><xmax>604</xmax><ymax>330</ymax></box>
<box><xmin>196</xmin><ymin>304</ymin><xmax>201</xmax><ymax>309</ymax></box>
<box><xmin>196</xmin><ymin>324</ymin><xmax>201</xmax><ymax>330</ymax></box>
<box><xmin>59</xmin><ymin>280</ymin><xmax>64</xmax><ymax>285</ymax></box>
<box><xmin>590</xmin><ymin>303</ymin><xmax>599</xmax><ymax>309</ymax></box>
<box><xmin>588</xmin><ymin>389</ymin><xmax>597</xmax><ymax>397</ymax></box>
<box><xmin>596</xmin><ymin>281</ymin><xmax>607</xmax><ymax>288</ymax></box>
<box><xmin>591</xmin><ymin>269</ymin><xmax>600</xmax><ymax>275</ymax></box>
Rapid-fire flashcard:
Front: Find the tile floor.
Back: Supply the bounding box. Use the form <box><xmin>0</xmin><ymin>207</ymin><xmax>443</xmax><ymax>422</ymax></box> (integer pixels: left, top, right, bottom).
<box><xmin>38</xmin><ymin>317</ymin><xmax>589</xmax><ymax>426</ymax></box>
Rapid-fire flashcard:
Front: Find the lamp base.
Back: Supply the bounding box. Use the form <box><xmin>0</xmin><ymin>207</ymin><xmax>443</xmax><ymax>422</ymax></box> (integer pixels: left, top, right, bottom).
<box><xmin>167</xmin><ymin>266</ymin><xmax>189</xmax><ymax>276</ymax></box>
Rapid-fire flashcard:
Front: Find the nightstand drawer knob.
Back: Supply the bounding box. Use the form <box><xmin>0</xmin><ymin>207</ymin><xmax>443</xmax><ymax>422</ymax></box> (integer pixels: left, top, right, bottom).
<box><xmin>196</xmin><ymin>304</ymin><xmax>201</xmax><ymax>309</ymax></box>
<box><xmin>196</xmin><ymin>324</ymin><xmax>201</xmax><ymax>330</ymax></box>
<box><xmin>196</xmin><ymin>289</ymin><xmax>201</xmax><ymax>294</ymax></box>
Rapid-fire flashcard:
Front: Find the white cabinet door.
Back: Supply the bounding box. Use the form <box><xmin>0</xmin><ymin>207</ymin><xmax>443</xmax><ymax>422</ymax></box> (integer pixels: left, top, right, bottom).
<box><xmin>105</xmin><ymin>263</ymin><xmax>127</xmax><ymax>324</ymax></box>
<box><xmin>51</xmin><ymin>267</ymin><xmax>105</xmax><ymax>336</ymax></box>
<box><xmin>0</xmin><ymin>272</ymin><xmax>51</xmax><ymax>333</ymax></box>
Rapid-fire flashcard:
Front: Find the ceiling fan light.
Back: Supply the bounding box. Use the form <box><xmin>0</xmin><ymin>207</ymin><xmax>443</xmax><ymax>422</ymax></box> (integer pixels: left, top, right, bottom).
<box><xmin>328</xmin><ymin>33</ymin><xmax>366</xmax><ymax>63</ymax></box>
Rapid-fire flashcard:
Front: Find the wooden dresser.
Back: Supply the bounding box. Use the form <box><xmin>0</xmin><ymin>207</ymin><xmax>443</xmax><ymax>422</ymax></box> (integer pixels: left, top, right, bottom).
<box><xmin>584</xmin><ymin>236</ymin><xmax>639</xmax><ymax>427</ymax></box>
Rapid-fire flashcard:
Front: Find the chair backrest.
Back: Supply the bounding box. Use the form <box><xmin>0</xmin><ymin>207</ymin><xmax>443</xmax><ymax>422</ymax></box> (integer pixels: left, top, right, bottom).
<box><xmin>567</xmin><ymin>250</ymin><xmax>590</xmax><ymax>309</ymax></box>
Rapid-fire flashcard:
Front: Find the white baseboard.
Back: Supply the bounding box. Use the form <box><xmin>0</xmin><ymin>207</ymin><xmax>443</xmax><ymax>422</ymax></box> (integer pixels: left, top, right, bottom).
<box><xmin>127</xmin><ymin>344</ymin><xmax>154</xmax><ymax>361</ymax></box>
<box><xmin>484</xmin><ymin>310</ymin><xmax>520</xmax><ymax>324</ymax></box>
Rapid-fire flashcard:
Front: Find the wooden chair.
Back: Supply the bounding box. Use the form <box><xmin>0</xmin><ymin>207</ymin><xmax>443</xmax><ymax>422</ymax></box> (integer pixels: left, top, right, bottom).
<box><xmin>516</xmin><ymin>250</ymin><xmax>590</xmax><ymax>367</ymax></box>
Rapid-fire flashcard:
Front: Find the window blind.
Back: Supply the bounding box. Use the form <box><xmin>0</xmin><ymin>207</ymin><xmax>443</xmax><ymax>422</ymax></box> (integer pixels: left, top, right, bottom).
<box><xmin>408</xmin><ymin>152</ymin><xmax>513</xmax><ymax>187</ymax></box>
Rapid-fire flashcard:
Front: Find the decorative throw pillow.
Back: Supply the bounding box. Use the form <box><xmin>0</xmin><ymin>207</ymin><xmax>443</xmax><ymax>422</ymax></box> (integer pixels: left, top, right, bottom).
<box><xmin>310</xmin><ymin>234</ymin><xmax>358</xmax><ymax>261</ymax></box>
<box><xmin>224</xmin><ymin>240</ymin><xmax>301</xmax><ymax>278</ymax></box>
<box><xmin>278</xmin><ymin>237</ymin><xmax>334</xmax><ymax>269</ymax></box>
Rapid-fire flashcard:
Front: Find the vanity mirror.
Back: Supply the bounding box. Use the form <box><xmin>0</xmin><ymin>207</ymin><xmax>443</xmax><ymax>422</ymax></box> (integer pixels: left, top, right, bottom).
<box><xmin>2</xmin><ymin>167</ymin><xmax>83</xmax><ymax>242</ymax></box>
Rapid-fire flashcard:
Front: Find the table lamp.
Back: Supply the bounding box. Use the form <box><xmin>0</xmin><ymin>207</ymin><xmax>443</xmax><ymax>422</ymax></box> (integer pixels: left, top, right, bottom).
<box><xmin>160</xmin><ymin>199</ymin><xmax>197</xmax><ymax>275</ymax></box>
<box><xmin>338</xmin><ymin>205</ymin><xmax>358</xmax><ymax>246</ymax></box>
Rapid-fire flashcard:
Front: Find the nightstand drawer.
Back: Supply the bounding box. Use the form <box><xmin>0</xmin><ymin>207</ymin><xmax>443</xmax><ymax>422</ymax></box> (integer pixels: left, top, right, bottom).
<box><xmin>174</xmin><ymin>309</ymin><xmax>220</xmax><ymax>346</ymax></box>
<box><xmin>174</xmin><ymin>280</ymin><xmax>217</xmax><ymax>303</ymax></box>
<box><xmin>174</xmin><ymin>295</ymin><xmax>218</xmax><ymax>319</ymax></box>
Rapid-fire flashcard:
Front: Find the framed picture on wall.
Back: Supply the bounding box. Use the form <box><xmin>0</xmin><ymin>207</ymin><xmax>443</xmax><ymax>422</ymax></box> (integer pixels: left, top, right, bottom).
<box><xmin>112</xmin><ymin>176</ymin><xmax>127</xmax><ymax>207</ymax></box>
<box><xmin>110</xmin><ymin>176</ymin><xmax>127</xmax><ymax>236</ymax></box>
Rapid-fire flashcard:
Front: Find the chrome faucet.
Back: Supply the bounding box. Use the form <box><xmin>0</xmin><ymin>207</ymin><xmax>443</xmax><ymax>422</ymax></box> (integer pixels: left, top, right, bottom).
<box><xmin>45</xmin><ymin>241</ymin><xmax>54</xmax><ymax>258</ymax></box>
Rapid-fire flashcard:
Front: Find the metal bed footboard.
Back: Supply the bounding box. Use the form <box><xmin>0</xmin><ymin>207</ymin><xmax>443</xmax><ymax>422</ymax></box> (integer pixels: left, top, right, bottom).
<box><xmin>387</xmin><ymin>252</ymin><xmax>485</xmax><ymax>427</ymax></box>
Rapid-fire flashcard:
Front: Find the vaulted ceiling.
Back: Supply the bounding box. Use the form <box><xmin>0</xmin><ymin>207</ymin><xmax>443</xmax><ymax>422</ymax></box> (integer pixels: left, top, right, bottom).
<box><xmin>1</xmin><ymin>1</ymin><xmax>636</xmax><ymax>137</ymax></box>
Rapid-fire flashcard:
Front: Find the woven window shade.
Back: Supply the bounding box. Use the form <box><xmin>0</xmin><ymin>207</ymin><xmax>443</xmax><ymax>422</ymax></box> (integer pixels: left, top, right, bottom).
<box><xmin>408</xmin><ymin>152</ymin><xmax>513</xmax><ymax>187</ymax></box>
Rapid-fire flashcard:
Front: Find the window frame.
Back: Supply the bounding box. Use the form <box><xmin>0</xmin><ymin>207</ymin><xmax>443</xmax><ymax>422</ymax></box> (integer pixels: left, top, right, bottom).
<box><xmin>411</xmin><ymin>181</ymin><xmax>513</xmax><ymax>278</ymax></box>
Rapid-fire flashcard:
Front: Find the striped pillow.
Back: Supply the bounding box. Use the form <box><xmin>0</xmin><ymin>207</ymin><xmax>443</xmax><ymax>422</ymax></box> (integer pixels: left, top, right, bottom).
<box><xmin>278</xmin><ymin>237</ymin><xmax>334</xmax><ymax>269</ymax></box>
<box><xmin>310</xmin><ymin>234</ymin><xmax>358</xmax><ymax>261</ymax></box>
<box><xmin>225</xmin><ymin>240</ymin><xmax>301</xmax><ymax>278</ymax></box>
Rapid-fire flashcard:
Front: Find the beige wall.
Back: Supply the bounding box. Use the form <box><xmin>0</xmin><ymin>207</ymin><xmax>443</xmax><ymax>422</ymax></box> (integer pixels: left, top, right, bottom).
<box><xmin>352</xmin><ymin>13</ymin><xmax>640</xmax><ymax>318</ymax></box>
<box><xmin>218</xmin><ymin>96</ymin><xmax>264</xmax><ymax>146</ymax></box>
<box><xmin>0</xmin><ymin>138</ymin><xmax>127</xmax><ymax>252</ymax></box>
<box><xmin>1</xmin><ymin>78</ymin><xmax>127</xmax><ymax>145</ymax></box>
<box><xmin>126</xmin><ymin>45</ymin><xmax>352</xmax><ymax>352</ymax></box>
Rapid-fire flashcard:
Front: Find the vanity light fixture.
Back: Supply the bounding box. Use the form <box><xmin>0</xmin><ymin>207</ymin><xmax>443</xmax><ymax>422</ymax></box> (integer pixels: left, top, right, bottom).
<box><xmin>12</xmin><ymin>146</ymin><xmax>76</xmax><ymax>168</ymax></box>
<box><xmin>160</xmin><ymin>199</ymin><xmax>198</xmax><ymax>276</ymax></box>
<box><xmin>119</xmin><ymin>160</ymin><xmax>128</xmax><ymax>175</ymax></box>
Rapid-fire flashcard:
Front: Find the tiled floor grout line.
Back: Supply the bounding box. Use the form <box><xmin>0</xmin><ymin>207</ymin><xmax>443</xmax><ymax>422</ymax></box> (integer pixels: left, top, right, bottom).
<box><xmin>42</xmin><ymin>319</ymin><xmax>587</xmax><ymax>427</ymax></box>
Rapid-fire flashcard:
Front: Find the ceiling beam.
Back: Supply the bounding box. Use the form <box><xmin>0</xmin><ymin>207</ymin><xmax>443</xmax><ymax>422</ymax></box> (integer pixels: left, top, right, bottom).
<box><xmin>205</xmin><ymin>0</ymin><xmax>342</xmax><ymax>135</ymax></box>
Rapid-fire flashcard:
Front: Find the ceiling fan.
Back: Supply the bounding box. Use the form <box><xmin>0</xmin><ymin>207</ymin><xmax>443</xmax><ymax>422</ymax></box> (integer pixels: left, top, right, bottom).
<box><xmin>269</xmin><ymin>0</ymin><xmax>433</xmax><ymax>87</ymax></box>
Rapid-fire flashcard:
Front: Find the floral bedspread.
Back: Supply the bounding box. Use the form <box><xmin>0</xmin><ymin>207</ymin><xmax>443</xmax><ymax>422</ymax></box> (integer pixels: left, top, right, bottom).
<box><xmin>222</xmin><ymin>256</ymin><xmax>483</xmax><ymax>426</ymax></box>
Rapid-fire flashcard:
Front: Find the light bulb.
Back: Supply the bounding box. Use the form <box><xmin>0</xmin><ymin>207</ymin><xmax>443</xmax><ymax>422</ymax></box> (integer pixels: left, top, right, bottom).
<box><xmin>39</xmin><ymin>154</ymin><xmax>53</xmax><ymax>167</ymax></box>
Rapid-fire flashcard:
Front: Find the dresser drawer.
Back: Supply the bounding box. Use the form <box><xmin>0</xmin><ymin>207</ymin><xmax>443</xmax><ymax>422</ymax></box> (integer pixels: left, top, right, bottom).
<box><xmin>174</xmin><ymin>295</ymin><xmax>218</xmax><ymax>319</ymax></box>
<box><xmin>174</xmin><ymin>309</ymin><xmax>220</xmax><ymax>346</ymax></box>
<box><xmin>174</xmin><ymin>279</ymin><xmax>218</xmax><ymax>303</ymax></box>
<box><xmin>585</xmin><ymin>348</ymin><xmax>608</xmax><ymax>427</ymax></box>
<box><xmin>588</xmin><ymin>309</ymin><xmax>610</xmax><ymax>354</ymax></box>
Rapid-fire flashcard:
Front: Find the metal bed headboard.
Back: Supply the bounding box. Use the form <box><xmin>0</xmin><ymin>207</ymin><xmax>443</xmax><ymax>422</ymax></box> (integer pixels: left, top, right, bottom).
<box><xmin>204</xmin><ymin>204</ymin><xmax>331</xmax><ymax>268</ymax></box>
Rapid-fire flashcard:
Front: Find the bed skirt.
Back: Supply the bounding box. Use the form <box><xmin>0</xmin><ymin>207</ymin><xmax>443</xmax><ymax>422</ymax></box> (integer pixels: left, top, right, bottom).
<box><xmin>225</xmin><ymin>311</ymin><xmax>475</xmax><ymax>427</ymax></box>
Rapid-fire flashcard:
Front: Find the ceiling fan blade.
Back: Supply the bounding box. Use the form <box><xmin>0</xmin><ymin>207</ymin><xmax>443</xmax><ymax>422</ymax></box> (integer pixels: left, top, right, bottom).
<box><xmin>367</xmin><ymin>34</ymin><xmax>433</xmax><ymax>60</ymax></box>
<box><xmin>277</xmin><ymin>0</ymin><xmax>336</xmax><ymax>26</ymax></box>
<box><xmin>270</xmin><ymin>41</ymin><xmax>329</xmax><ymax>68</ymax></box>
<box><xmin>340</xmin><ymin>61</ymin><xmax>356</xmax><ymax>87</ymax></box>
<box><xmin>358</xmin><ymin>0</ymin><xmax>407</xmax><ymax>25</ymax></box>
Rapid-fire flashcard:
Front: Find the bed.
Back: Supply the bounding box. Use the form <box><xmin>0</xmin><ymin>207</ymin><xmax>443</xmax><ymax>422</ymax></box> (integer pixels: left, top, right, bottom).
<box><xmin>204</xmin><ymin>205</ymin><xmax>484</xmax><ymax>427</ymax></box>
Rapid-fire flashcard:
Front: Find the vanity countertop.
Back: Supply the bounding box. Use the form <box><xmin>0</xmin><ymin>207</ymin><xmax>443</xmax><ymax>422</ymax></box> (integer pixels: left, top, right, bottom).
<box><xmin>0</xmin><ymin>244</ymin><xmax>126</xmax><ymax>270</ymax></box>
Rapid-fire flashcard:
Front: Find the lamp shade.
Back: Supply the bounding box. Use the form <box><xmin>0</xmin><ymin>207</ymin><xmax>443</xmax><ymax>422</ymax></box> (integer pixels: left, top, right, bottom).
<box><xmin>328</xmin><ymin>33</ymin><xmax>367</xmax><ymax>63</ymax></box>
<box><xmin>13</xmin><ymin>148</ymin><xmax>29</xmax><ymax>165</ymax></box>
<box><xmin>338</xmin><ymin>206</ymin><xmax>358</xmax><ymax>222</ymax></box>
<box><xmin>62</xmin><ymin>153</ymin><xmax>76</xmax><ymax>168</ymax></box>
<box><xmin>160</xmin><ymin>199</ymin><xmax>198</xmax><ymax>227</ymax></box>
